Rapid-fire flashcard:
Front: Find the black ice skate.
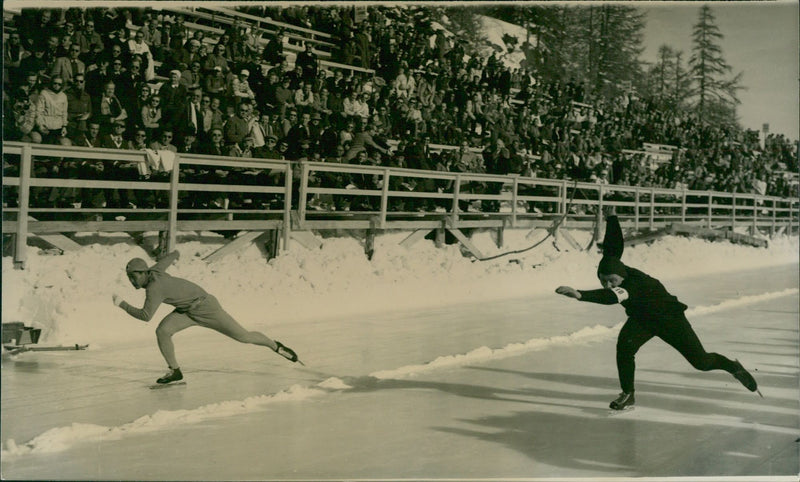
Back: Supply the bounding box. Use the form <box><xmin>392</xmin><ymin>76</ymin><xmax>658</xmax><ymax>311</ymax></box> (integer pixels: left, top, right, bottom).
<box><xmin>156</xmin><ymin>367</ymin><xmax>183</xmax><ymax>384</ymax></box>
<box><xmin>732</xmin><ymin>360</ymin><xmax>762</xmax><ymax>397</ymax></box>
<box><xmin>609</xmin><ymin>391</ymin><xmax>635</xmax><ymax>410</ymax></box>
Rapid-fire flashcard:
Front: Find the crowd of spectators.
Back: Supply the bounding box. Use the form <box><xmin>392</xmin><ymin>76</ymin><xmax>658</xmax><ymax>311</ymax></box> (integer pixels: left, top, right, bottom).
<box><xmin>3</xmin><ymin>6</ymin><xmax>797</xmax><ymax>212</ymax></box>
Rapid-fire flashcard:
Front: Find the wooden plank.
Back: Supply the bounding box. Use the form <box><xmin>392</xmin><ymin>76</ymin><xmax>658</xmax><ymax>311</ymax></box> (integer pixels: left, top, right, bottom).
<box><xmin>290</xmin><ymin>231</ymin><xmax>322</xmax><ymax>250</ymax></box>
<box><xmin>399</xmin><ymin>229</ymin><xmax>431</xmax><ymax>248</ymax></box>
<box><xmin>623</xmin><ymin>226</ymin><xmax>674</xmax><ymax>248</ymax></box>
<box><xmin>26</xmin><ymin>217</ymin><xmax>82</xmax><ymax>252</ymax></box>
<box><xmin>446</xmin><ymin>227</ymin><xmax>484</xmax><ymax>259</ymax></box>
<box><xmin>204</xmin><ymin>231</ymin><xmax>266</xmax><ymax>262</ymax></box>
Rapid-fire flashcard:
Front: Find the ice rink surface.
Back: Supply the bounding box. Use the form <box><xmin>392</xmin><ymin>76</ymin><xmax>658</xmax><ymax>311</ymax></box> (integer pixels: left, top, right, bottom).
<box><xmin>2</xmin><ymin>264</ymin><xmax>798</xmax><ymax>480</ymax></box>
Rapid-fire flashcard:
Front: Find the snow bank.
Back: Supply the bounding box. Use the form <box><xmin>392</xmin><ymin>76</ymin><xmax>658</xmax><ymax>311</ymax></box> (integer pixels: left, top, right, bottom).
<box><xmin>2</xmin><ymin>229</ymin><xmax>798</xmax><ymax>348</ymax></box>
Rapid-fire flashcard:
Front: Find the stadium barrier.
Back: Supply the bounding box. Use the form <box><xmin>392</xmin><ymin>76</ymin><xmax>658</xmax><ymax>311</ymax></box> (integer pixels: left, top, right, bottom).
<box><xmin>2</xmin><ymin>141</ymin><xmax>798</xmax><ymax>268</ymax></box>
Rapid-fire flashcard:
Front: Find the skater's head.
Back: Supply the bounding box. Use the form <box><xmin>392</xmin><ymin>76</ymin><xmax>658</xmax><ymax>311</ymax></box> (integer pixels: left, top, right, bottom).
<box><xmin>597</xmin><ymin>256</ymin><xmax>626</xmax><ymax>288</ymax></box>
<box><xmin>125</xmin><ymin>258</ymin><xmax>150</xmax><ymax>288</ymax></box>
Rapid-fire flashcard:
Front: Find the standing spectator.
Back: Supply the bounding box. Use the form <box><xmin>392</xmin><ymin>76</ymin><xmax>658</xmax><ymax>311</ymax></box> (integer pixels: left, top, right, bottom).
<box><xmin>204</xmin><ymin>66</ymin><xmax>227</xmax><ymax>98</ymax></box>
<box><xmin>158</xmin><ymin>70</ymin><xmax>188</xmax><ymax>126</ymax></box>
<box><xmin>66</xmin><ymin>73</ymin><xmax>92</xmax><ymax>136</ymax></box>
<box><xmin>35</xmin><ymin>76</ymin><xmax>71</xmax><ymax>145</ymax></box>
<box><xmin>294</xmin><ymin>42</ymin><xmax>319</xmax><ymax>82</ymax></box>
<box><xmin>127</xmin><ymin>29</ymin><xmax>154</xmax><ymax>81</ymax></box>
<box><xmin>5</xmin><ymin>32</ymin><xmax>27</xmax><ymax>88</ymax></box>
<box><xmin>173</xmin><ymin>88</ymin><xmax>205</xmax><ymax>142</ymax></box>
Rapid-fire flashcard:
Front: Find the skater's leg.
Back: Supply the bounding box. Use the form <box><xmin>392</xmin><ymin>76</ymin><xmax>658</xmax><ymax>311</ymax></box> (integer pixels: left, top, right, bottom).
<box><xmin>207</xmin><ymin>312</ymin><xmax>278</xmax><ymax>350</ymax></box>
<box><xmin>156</xmin><ymin>311</ymin><xmax>197</xmax><ymax>369</ymax></box>
<box><xmin>656</xmin><ymin>314</ymin><xmax>737</xmax><ymax>373</ymax></box>
<box><xmin>190</xmin><ymin>297</ymin><xmax>278</xmax><ymax>350</ymax></box>
<box><xmin>616</xmin><ymin>319</ymin><xmax>654</xmax><ymax>393</ymax></box>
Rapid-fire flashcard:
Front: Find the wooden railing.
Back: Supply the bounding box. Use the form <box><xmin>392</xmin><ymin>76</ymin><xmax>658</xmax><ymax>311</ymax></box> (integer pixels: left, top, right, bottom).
<box><xmin>2</xmin><ymin>142</ymin><xmax>798</xmax><ymax>267</ymax></box>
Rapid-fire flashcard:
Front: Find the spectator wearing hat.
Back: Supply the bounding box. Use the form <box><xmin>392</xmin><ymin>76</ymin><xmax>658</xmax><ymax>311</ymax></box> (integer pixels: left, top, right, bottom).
<box><xmin>204</xmin><ymin>66</ymin><xmax>226</xmax><ymax>97</ymax></box>
<box><xmin>230</xmin><ymin>68</ymin><xmax>255</xmax><ymax>104</ymax></box>
<box><xmin>255</xmin><ymin>133</ymin><xmax>281</xmax><ymax>160</ymax></box>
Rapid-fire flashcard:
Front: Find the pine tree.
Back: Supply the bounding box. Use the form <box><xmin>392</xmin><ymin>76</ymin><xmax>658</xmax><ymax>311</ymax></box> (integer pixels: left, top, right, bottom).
<box><xmin>688</xmin><ymin>5</ymin><xmax>744</xmax><ymax>125</ymax></box>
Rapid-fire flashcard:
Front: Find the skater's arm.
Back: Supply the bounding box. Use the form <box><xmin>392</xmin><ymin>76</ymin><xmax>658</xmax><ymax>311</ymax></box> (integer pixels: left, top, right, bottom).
<box><xmin>577</xmin><ymin>287</ymin><xmax>628</xmax><ymax>305</ymax></box>
<box><xmin>151</xmin><ymin>250</ymin><xmax>180</xmax><ymax>272</ymax></box>
<box><xmin>601</xmin><ymin>215</ymin><xmax>624</xmax><ymax>259</ymax></box>
<box><xmin>118</xmin><ymin>287</ymin><xmax>164</xmax><ymax>321</ymax></box>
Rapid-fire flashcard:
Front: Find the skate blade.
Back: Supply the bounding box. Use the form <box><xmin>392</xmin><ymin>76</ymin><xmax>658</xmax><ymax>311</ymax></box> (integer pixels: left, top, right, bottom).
<box><xmin>296</xmin><ymin>359</ymin><xmax>306</xmax><ymax>366</ymax></box>
<box><xmin>756</xmin><ymin>388</ymin><xmax>763</xmax><ymax>398</ymax></box>
<box><xmin>607</xmin><ymin>406</ymin><xmax>635</xmax><ymax>416</ymax></box>
<box><xmin>149</xmin><ymin>381</ymin><xmax>187</xmax><ymax>390</ymax></box>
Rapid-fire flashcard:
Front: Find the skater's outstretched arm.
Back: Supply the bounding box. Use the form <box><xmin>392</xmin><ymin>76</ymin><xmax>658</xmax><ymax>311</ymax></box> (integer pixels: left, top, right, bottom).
<box><xmin>555</xmin><ymin>286</ymin><xmax>626</xmax><ymax>305</ymax></box>
<box><xmin>151</xmin><ymin>250</ymin><xmax>180</xmax><ymax>272</ymax></box>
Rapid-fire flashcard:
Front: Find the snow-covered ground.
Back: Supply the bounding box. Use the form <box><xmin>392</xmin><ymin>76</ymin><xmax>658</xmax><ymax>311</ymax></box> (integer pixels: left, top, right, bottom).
<box><xmin>2</xmin><ymin>228</ymin><xmax>797</xmax><ymax>348</ymax></box>
<box><xmin>2</xmin><ymin>228</ymin><xmax>798</xmax><ymax>479</ymax></box>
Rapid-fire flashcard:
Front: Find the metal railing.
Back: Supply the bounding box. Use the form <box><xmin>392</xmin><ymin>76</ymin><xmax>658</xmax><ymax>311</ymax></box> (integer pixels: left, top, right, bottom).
<box><xmin>2</xmin><ymin>142</ymin><xmax>798</xmax><ymax>267</ymax></box>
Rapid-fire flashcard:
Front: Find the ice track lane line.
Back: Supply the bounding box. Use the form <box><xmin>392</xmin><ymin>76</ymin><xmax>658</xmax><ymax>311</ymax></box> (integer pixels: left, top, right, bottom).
<box><xmin>3</xmin><ymin>288</ymin><xmax>797</xmax><ymax>459</ymax></box>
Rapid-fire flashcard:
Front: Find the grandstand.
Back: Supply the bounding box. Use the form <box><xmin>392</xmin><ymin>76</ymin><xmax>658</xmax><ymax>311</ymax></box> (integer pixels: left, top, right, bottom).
<box><xmin>3</xmin><ymin>5</ymin><xmax>798</xmax><ymax>267</ymax></box>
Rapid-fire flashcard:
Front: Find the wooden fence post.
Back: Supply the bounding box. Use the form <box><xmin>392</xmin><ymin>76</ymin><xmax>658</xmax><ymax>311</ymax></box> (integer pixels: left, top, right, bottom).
<box><xmin>283</xmin><ymin>163</ymin><xmax>292</xmax><ymax>251</ymax></box>
<box><xmin>451</xmin><ymin>174</ymin><xmax>461</xmax><ymax>226</ymax></box>
<box><xmin>649</xmin><ymin>187</ymin><xmax>655</xmax><ymax>230</ymax></box>
<box><xmin>681</xmin><ymin>189</ymin><xmax>687</xmax><ymax>223</ymax></box>
<box><xmin>707</xmin><ymin>193</ymin><xmax>713</xmax><ymax>229</ymax></box>
<box><xmin>379</xmin><ymin>168</ymin><xmax>389</xmax><ymax>229</ymax></box>
<box><xmin>634</xmin><ymin>188</ymin><xmax>640</xmax><ymax>232</ymax></box>
<box><xmin>14</xmin><ymin>144</ymin><xmax>32</xmax><ymax>269</ymax></box>
<box><xmin>167</xmin><ymin>154</ymin><xmax>180</xmax><ymax>252</ymax></box>
<box><xmin>511</xmin><ymin>176</ymin><xmax>518</xmax><ymax>228</ymax></box>
<box><xmin>731</xmin><ymin>192</ymin><xmax>736</xmax><ymax>231</ymax></box>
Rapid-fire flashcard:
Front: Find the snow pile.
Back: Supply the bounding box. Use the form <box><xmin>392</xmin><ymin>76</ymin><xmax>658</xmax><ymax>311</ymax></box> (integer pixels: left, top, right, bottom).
<box><xmin>1</xmin><ymin>383</ymin><xmax>325</xmax><ymax>458</ymax></box>
<box><xmin>477</xmin><ymin>14</ymin><xmax>530</xmax><ymax>69</ymax></box>
<box><xmin>2</xmin><ymin>229</ymin><xmax>798</xmax><ymax>348</ymax></box>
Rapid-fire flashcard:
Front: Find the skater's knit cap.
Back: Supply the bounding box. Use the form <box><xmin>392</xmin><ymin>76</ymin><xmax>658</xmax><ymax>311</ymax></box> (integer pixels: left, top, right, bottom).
<box><xmin>126</xmin><ymin>258</ymin><xmax>150</xmax><ymax>273</ymax></box>
<box><xmin>597</xmin><ymin>256</ymin><xmax>627</xmax><ymax>278</ymax></box>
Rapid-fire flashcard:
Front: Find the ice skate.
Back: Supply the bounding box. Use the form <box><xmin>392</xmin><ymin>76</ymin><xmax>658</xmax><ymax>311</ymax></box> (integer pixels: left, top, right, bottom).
<box><xmin>732</xmin><ymin>360</ymin><xmax>762</xmax><ymax>397</ymax></box>
<box><xmin>156</xmin><ymin>367</ymin><xmax>183</xmax><ymax>384</ymax></box>
<box><xmin>609</xmin><ymin>391</ymin><xmax>635</xmax><ymax>411</ymax></box>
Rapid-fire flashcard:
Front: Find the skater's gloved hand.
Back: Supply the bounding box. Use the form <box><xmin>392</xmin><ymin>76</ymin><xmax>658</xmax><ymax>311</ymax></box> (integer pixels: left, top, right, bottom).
<box><xmin>112</xmin><ymin>294</ymin><xmax>123</xmax><ymax>306</ymax></box>
<box><xmin>555</xmin><ymin>286</ymin><xmax>581</xmax><ymax>300</ymax></box>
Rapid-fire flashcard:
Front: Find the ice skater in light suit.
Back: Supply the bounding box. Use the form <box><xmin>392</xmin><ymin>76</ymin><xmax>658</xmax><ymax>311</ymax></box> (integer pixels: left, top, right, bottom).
<box><xmin>113</xmin><ymin>250</ymin><xmax>299</xmax><ymax>384</ymax></box>
<box><xmin>555</xmin><ymin>209</ymin><xmax>760</xmax><ymax>410</ymax></box>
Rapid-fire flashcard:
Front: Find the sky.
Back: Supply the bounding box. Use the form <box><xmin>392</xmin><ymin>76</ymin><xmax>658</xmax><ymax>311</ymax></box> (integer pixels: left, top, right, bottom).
<box><xmin>637</xmin><ymin>1</ymin><xmax>799</xmax><ymax>139</ymax></box>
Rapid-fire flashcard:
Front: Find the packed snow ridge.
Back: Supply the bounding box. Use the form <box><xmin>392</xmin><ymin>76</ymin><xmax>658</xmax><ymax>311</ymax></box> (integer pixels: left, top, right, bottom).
<box><xmin>2</xmin><ymin>229</ymin><xmax>798</xmax><ymax>348</ymax></box>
